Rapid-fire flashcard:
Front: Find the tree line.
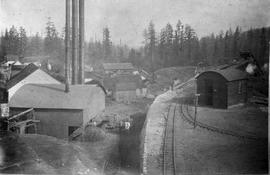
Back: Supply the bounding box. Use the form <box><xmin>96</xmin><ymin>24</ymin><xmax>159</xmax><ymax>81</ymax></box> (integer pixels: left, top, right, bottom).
<box><xmin>0</xmin><ymin>18</ymin><xmax>129</xmax><ymax>74</ymax></box>
<box><xmin>0</xmin><ymin>18</ymin><xmax>269</xmax><ymax>75</ymax></box>
<box><xmin>130</xmin><ymin>21</ymin><xmax>270</xmax><ymax>73</ymax></box>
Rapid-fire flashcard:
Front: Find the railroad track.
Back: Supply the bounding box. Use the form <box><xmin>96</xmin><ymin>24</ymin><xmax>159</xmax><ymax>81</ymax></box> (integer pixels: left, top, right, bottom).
<box><xmin>163</xmin><ymin>103</ymin><xmax>177</xmax><ymax>175</ymax></box>
<box><xmin>179</xmin><ymin>103</ymin><xmax>262</xmax><ymax>141</ymax></box>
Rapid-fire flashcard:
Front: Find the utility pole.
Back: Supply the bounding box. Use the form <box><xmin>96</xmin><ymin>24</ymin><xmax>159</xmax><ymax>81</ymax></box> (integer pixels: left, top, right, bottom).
<box><xmin>65</xmin><ymin>0</ymin><xmax>71</xmax><ymax>92</ymax></box>
<box><xmin>72</xmin><ymin>0</ymin><xmax>79</xmax><ymax>84</ymax></box>
<box><xmin>194</xmin><ymin>78</ymin><xmax>200</xmax><ymax>128</ymax></box>
<box><xmin>78</xmin><ymin>0</ymin><xmax>85</xmax><ymax>84</ymax></box>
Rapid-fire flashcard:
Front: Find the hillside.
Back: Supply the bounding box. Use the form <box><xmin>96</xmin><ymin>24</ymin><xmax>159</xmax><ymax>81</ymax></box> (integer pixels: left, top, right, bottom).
<box><xmin>147</xmin><ymin>66</ymin><xmax>196</xmax><ymax>96</ymax></box>
<box><xmin>1</xmin><ymin>133</ymin><xmax>119</xmax><ymax>174</ymax></box>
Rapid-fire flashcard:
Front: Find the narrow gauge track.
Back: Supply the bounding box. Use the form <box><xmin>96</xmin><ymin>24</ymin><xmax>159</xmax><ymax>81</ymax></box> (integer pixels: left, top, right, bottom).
<box><xmin>163</xmin><ymin>103</ymin><xmax>177</xmax><ymax>175</ymax></box>
<box><xmin>179</xmin><ymin>103</ymin><xmax>262</xmax><ymax>140</ymax></box>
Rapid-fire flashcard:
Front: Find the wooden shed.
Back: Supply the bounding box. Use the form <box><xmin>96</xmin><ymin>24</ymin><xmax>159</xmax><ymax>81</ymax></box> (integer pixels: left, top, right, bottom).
<box><xmin>103</xmin><ymin>74</ymin><xmax>142</xmax><ymax>103</ymax></box>
<box><xmin>9</xmin><ymin>84</ymin><xmax>105</xmax><ymax>139</ymax></box>
<box><xmin>196</xmin><ymin>68</ymin><xmax>248</xmax><ymax>109</ymax></box>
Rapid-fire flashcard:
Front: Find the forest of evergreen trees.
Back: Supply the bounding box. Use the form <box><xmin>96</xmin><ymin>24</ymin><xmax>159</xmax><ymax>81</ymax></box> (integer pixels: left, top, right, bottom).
<box><xmin>135</xmin><ymin>20</ymin><xmax>270</xmax><ymax>72</ymax></box>
<box><xmin>0</xmin><ymin>18</ymin><xmax>269</xmax><ymax>74</ymax></box>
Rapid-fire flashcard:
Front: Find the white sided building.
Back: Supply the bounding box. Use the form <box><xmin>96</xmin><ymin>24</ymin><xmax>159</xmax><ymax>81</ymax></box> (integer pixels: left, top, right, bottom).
<box><xmin>6</xmin><ymin>63</ymin><xmax>61</xmax><ymax>100</ymax></box>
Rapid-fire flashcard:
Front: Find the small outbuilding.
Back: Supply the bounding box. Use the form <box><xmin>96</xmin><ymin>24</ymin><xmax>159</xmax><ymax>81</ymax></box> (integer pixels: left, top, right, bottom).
<box><xmin>196</xmin><ymin>68</ymin><xmax>248</xmax><ymax>109</ymax></box>
<box><xmin>9</xmin><ymin>84</ymin><xmax>105</xmax><ymax>139</ymax></box>
<box><xmin>103</xmin><ymin>74</ymin><xmax>142</xmax><ymax>103</ymax></box>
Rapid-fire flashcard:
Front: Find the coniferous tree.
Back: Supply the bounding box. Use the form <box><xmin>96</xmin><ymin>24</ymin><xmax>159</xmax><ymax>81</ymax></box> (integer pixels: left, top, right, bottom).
<box><xmin>18</xmin><ymin>27</ymin><xmax>27</xmax><ymax>57</ymax></box>
<box><xmin>102</xmin><ymin>27</ymin><xmax>112</xmax><ymax>60</ymax></box>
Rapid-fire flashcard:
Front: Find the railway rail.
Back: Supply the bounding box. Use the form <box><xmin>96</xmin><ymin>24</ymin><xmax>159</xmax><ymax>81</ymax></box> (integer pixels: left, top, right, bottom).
<box><xmin>162</xmin><ymin>103</ymin><xmax>177</xmax><ymax>175</ymax></box>
<box><xmin>179</xmin><ymin>102</ymin><xmax>263</xmax><ymax>141</ymax></box>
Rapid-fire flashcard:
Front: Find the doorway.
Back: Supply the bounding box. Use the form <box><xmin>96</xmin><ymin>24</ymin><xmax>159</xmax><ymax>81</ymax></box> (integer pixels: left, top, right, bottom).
<box><xmin>205</xmin><ymin>79</ymin><xmax>213</xmax><ymax>106</ymax></box>
<box><xmin>68</xmin><ymin>126</ymin><xmax>79</xmax><ymax>136</ymax></box>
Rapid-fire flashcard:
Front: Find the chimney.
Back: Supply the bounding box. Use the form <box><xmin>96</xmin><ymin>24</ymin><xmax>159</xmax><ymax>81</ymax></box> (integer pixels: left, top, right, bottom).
<box><xmin>65</xmin><ymin>0</ymin><xmax>71</xmax><ymax>92</ymax></box>
<box><xmin>72</xmin><ymin>0</ymin><xmax>79</xmax><ymax>84</ymax></box>
<box><xmin>78</xmin><ymin>0</ymin><xmax>85</xmax><ymax>84</ymax></box>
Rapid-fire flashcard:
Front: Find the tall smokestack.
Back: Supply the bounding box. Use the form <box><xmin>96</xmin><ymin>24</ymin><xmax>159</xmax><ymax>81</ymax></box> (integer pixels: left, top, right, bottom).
<box><xmin>72</xmin><ymin>0</ymin><xmax>79</xmax><ymax>84</ymax></box>
<box><xmin>78</xmin><ymin>0</ymin><xmax>85</xmax><ymax>84</ymax></box>
<box><xmin>65</xmin><ymin>0</ymin><xmax>71</xmax><ymax>92</ymax></box>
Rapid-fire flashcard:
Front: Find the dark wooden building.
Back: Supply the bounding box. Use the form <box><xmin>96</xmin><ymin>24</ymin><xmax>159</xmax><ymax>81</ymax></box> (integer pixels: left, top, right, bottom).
<box><xmin>103</xmin><ymin>74</ymin><xmax>142</xmax><ymax>103</ymax></box>
<box><xmin>196</xmin><ymin>68</ymin><xmax>248</xmax><ymax>109</ymax></box>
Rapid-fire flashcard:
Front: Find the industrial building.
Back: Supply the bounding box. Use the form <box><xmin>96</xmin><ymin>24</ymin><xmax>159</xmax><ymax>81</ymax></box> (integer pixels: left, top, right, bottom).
<box><xmin>9</xmin><ymin>84</ymin><xmax>105</xmax><ymax>139</ymax></box>
<box><xmin>196</xmin><ymin>67</ymin><xmax>248</xmax><ymax>109</ymax></box>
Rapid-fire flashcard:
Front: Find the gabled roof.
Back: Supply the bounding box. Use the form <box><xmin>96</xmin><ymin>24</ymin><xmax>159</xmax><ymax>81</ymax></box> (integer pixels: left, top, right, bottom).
<box><xmin>22</xmin><ymin>56</ymin><xmax>50</xmax><ymax>63</ymax></box>
<box><xmin>7</xmin><ymin>63</ymin><xmax>39</xmax><ymax>89</ymax></box>
<box><xmin>102</xmin><ymin>63</ymin><xmax>134</xmax><ymax>71</ymax></box>
<box><xmin>9</xmin><ymin>84</ymin><xmax>104</xmax><ymax>110</ymax></box>
<box><xmin>113</xmin><ymin>74</ymin><xmax>141</xmax><ymax>84</ymax></box>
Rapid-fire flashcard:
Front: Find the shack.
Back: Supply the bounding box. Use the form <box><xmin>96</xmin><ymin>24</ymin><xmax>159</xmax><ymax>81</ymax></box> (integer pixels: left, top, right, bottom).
<box><xmin>9</xmin><ymin>84</ymin><xmax>105</xmax><ymax>139</ymax></box>
<box><xmin>103</xmin><ymin>74</ymin><xmax>142</xmax><ymax>103</ymax></box>
<box><xmin>196</xmin><ymin>67</ymin><xmax>248</xmax><ymax>109</ymax></box>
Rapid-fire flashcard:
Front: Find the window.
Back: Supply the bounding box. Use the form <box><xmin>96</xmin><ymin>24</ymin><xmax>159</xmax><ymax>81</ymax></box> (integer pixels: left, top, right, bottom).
<box><xmin>238</xmin><ymin>81</ymin><xmax>242</xmax><ymax>94</ymax></box>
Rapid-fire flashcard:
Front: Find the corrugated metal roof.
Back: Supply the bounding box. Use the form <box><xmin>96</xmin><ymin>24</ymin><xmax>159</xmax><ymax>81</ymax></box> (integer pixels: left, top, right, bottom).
<box><xmin>213</xmin><ymin>68</ymin><xmax>248</xmax><ymax>81</ymax></box>
<box><xmin>9</xmin><ymin>84</ymin><xmax>104</xmax><ymax>110</ymax></box>
<box><xmin>102</xmin><ymin>63</ymin><xmax>134</xmax><ymax>70</ymax></box>
<box><xmin>197</xmin><ymin>67</ymin><xmax>248</xmax><ymax>81</ymax></box>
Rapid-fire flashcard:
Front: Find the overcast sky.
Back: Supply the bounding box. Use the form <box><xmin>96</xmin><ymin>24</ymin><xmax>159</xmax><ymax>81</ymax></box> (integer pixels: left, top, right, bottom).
<box><xmin>0</xmin><ymin>0</ymin><xmax>269</xmax><ymax>47</ymax></box>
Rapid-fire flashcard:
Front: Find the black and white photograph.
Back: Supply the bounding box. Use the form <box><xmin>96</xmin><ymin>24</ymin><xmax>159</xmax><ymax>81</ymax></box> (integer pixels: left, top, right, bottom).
<box><xmin>0</xmin><ymin>0</ymin><xmax>269</xmax><ymax>174</ymax></box>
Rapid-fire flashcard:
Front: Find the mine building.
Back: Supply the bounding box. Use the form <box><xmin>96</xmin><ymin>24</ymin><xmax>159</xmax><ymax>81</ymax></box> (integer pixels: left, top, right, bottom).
<box><xmin>9</xmin><ymin>84</ymin><xmax>105</xmax><ymax>139</ymax></box>
<box><xmin>196</xmin><ymin>67</ymin><xmax>248</xmax><ymax>109</ymax></box>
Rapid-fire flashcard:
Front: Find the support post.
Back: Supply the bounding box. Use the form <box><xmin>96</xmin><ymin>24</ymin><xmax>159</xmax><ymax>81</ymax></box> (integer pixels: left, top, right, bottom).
<box><xmin>194</xmin><ymin>95</ymin><xmax>198</xmax><ymax>128</ymax></box>
<box><xmin>72</xmin><ymin>0</ymin><xmax>79</xmax><ymax>84</ymax></box>
<box><xmin>78</xmin><ymin>0</ymin><xmax>85</xmax><ymax>84</ymax></box>
<box><xmin>194</xmin><ymin>78</ymin><xmax>200</xmax><ymax>128</ymax></box>
<box><xmin>65</xmin><ymin>0</ymin><xmax>71</xmax><ymax>91</ymax></box>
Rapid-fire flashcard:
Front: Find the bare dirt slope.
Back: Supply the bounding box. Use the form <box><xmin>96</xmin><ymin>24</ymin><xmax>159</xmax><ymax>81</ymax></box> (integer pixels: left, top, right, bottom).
<box><xmin>19</xmin><ymin>134</ymin><xmax>104</xmax><ymax>175</ymax></box>
<box><xmin>2</xmin><ymin>133</ymin><xmax>120</xmax><ymax>175</ymax></box>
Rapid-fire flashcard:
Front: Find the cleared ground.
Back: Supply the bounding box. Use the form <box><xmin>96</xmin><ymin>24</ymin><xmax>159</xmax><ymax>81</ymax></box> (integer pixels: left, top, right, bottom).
<box><xmin>188</xmin><ymin>105</ymin><xmax>268</xmax><ymax>138</ymax></box>
<box><xmin>143</xmin><ymin>90</ymin><xmax>268</xmax><ymax>174</ymax></box>
<box><xmin>174</xmin><ymin>103</ymin><xmax>268</xmax><ymax>174</ymax></box>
